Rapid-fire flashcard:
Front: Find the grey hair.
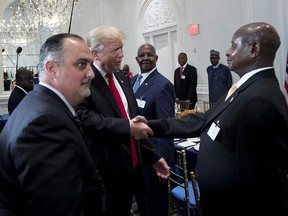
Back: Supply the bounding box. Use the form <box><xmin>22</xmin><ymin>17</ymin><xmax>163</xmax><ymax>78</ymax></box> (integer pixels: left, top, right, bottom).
<box><xmin>87</xmin><ymin>26</ymin><xmax>126</xmax><ymax>53</ymax></box>
<box><xmin>38</xmin><ymin>33</ymin><xmax>84</xmax><ymax>77</ymax></box>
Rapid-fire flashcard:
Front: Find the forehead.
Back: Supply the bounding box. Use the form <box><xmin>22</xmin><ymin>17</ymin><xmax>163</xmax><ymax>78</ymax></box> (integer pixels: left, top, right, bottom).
<box><xmin>64</xmin><ymin>38</ymin><xmax>92</xmax><ymax>59</ymax></box>
<box><xmin>138</xmin><ymin>45</ymin><xmax>154</xmax><ymax>53</ymax></box>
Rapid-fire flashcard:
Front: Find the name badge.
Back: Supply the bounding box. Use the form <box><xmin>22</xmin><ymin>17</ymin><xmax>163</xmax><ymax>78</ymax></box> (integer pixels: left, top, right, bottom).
<box><xmin>136</xmin><ymin>98</ymin><xmax>146</xmax><ymax>108</ymax></box>
<box><xmin>207</xmin><ymin>122</ymin><xmax>220</xmax><ymax>141</ymax></box>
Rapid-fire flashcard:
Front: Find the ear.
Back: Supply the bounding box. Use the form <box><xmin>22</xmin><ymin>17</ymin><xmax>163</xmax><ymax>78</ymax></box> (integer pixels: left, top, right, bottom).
<box><xmin>92</xmin><ymin>51</ymin><xmax>100</xmax><ymax>61</ymax></box>
<box><xmin>155</xmin><ymin>55</ymin><xmax>159</xmax><ymax>62</ymax></box>
<box><xmin>45</xmin><ymin>60</ymin><xmax>57</xmax><ymax>77</ymax></box>
<box><xmin>135</xmin><ymin>57</ymin><xmax>140</xmax><ymax>63</ymax></box>
<box><xmin>250</xmin><ymin>41</ymin><xmax>260</xmax><ymax>57</ymax></box>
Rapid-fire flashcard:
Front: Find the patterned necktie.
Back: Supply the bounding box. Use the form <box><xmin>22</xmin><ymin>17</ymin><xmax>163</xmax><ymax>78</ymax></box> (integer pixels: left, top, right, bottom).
<box><xmin>225</xmin><ymin>83</ymin><xmax>237</xmax><ymax>101</ymax></box>
<box><xmin>133</xmin><ymin>74</ymin><xmax>143</xmax><ymax>93</ymax></box>
<box><xmin>180</xmin><ymin>67</ymin><xmax>184</xmax><ymax>76</ymax></box>
<box><xmin>106</xmin><ymin>73</ymin><xmax>138</xmax><ymax>168</ymax></box>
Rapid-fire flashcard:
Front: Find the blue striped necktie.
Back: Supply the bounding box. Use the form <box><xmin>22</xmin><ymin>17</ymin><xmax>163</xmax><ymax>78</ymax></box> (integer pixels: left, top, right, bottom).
<box><xmin>133</xmin><ymin>74</ymin><xmax>143</xmax><ymax>93</ymax></box>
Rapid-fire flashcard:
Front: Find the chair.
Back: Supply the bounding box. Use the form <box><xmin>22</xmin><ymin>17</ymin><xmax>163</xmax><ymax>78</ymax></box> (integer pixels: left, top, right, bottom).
<box><xmin>203</xmin><ymin>101</ymin><xmax>215</xmax><ymax>112</ymax></box>
<box><xmin>168</xmin><ymin>149</ymin><xmax>199</xmax><ymax>216</ymax></box>
<box><xmin>190</xmin><ymin>171</ymin><xmax>200</xmax><ymax>216</ymax></box>
<box><xmin>178</xmin><ymin>100</ymin><xmax>191</xmax><ymax>111</ymax></box>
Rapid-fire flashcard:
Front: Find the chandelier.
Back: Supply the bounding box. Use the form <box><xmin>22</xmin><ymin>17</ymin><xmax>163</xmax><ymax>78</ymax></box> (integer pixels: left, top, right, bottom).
<box><xmin>19</xmin><ymin>0</ymin><xmax>80</xmax><ymax>29</ymax></box>
<box><xmin>0</xmin><ymin>1</ymin><xmax>39</xmax><ymax>47</ymax></box>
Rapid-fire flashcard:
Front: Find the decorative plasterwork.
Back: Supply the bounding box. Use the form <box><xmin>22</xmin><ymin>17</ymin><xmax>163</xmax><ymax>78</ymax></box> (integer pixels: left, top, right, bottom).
<box><xmin>142</xmin><ymin>0</ymin><xmax>176</xmax><ymax>31</ymax></box>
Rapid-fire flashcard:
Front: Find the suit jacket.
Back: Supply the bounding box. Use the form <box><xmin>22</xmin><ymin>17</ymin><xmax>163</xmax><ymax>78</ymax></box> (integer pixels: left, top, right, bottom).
<box><xmin>174</xmin><ymin>64</ymin><xmax>198</xmax><ymax>105</ymax></box>
<box><xmin>75</xmin><ymin>66</ymin><xmax>161</xmax><ymax>188</ymax></box>
<box><xmin>149</xmin><ymin>69</ymin><xmax>288</xmax><ymax>216</ymax></box>
<box><xmin>131</xmin><ymin>69</ymin><xmax>175</xmax><ymax>166</ymax></box>
<box><xmin>207</xmin><ymin>63</ymin><xmax>232</xmax><ymax>103</ymax></box>
<box><xmin>0</xmin><ymin>84</ymin><xmax>104</xmax><ymax>216</ymax></box>
<box><xmin>7</xmin><ymin>86</ymin><xmax>27</xmax><ymax>115</ymax></box>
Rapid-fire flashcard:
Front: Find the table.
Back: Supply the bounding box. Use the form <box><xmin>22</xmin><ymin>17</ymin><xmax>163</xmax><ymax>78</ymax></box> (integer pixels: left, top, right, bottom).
<box><xmin>174</xmin><ymin>138</ymin><xmax>199</xmax><ymax>172</ymax></box>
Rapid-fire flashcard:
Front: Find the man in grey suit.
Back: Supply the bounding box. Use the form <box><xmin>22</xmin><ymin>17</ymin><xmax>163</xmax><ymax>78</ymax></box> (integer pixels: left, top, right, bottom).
<box><xmin>148</xmin><ymin>22</ymin><xmax>288</xmax><ymax>216</ymax></box>
<box><xmin>75</xmin><ymin>26</ymin><xmax>170</xmax><ymax>216</ymax></box>
<box><xmin>0</xmin><ymin>33</ymin><xmax>105</xmax><ymax>216</ymax></box>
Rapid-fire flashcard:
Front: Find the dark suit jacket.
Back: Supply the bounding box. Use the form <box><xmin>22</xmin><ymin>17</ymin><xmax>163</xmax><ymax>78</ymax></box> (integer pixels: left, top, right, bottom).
<box><xmin>149</xmin><ymin>69</ymin><xmax>288</xmax><ymax>216</ymax></box>
<box><xmin>0</xmin><ymin>84</ymin><xmax>104</xmax><ymax>216</ymax></box>
<box><xmin>75</xmin><ymin>66</ymin><xmax>161</xmax><ymax>189</ymax></box>
<box><xmin>131</xmin><ymin>69</ymin><xmax>175</xmax><ymax>166</ymax></box>
<box><xmin>174</xmin><ymin>64</ymin><xmax>198</xmax><ymax>107</ymax></box>
<box><xmin>7</xmin><ymin>86</ymin><xmax>27</xmax><ymax>115</ymax></box>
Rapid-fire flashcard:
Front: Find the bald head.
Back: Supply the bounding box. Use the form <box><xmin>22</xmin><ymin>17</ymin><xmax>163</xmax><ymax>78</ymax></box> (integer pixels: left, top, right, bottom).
<box><xmin>226</xmin><ymin>22</ymin><xmax>280</xmax><ymax>77</ymax></box>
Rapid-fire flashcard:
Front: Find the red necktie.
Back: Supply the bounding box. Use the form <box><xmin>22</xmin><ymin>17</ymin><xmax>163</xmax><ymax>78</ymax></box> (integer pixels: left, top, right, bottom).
<box><xmin>106</xmin><ymin>73</ymin><xmax>138</xmax><ymax>168</ymax></box>
<box><xmin>180</xmin><ymin>67</ymin><xmax>184</xmax><ymax>76</ymax></box>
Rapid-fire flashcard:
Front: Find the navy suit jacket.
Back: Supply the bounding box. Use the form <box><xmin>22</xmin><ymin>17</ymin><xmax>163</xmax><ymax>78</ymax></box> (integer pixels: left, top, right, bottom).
<box><xmin>174</xmin><ymin>64</ymin><xmax>198</xmax><ymax>104</ymax></box>
<box><xmin>149</xmin><ymin>68</ymin><xmax>288</xmax><ymax>216</ymax></box>
<box><xmin>0</xmin><ymin>84</ymin><xmax>104</xmax><ymax>216</ymax></box>
<box><xmin>131</xmin><ymin>69</ymin><xmax>175</xmax><ymax>166</ymax></box>
<box><xmin>7</xmin><ymin>86</ymin><xmax>27</xmax><ymax>115</ymax></box>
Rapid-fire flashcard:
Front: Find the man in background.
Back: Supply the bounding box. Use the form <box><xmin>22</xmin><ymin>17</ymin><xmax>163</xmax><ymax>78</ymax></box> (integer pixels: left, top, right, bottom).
<box><xmin>131</xmin><ymin>43</ymin><xmax>175</xmax><ymax>216</ymax></box>
<box><xmin>174</xmin><ymin>52</ymin><xmax>198</xmax><ymax>109</ymax></box>
<box><xmin>8</xmin><ymin>67</ymin><xmax>34</xmax><ymax>115</ymax></box>
<box><xmin>207</xmin><ymin>49</ymin><xmax>232</xmax><ymax>104</ymax></box>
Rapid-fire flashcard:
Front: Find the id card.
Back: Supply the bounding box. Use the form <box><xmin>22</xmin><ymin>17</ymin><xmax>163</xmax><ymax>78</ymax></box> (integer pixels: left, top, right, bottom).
<box><xmin>207</xmin><ymin>122</ymin><xmax>220</xmax><ymax>141</ymax></box>
<box><xmin>136</xmin><ymin>98</ymin><xmax>146</xmax><ymax>108</ymax></box>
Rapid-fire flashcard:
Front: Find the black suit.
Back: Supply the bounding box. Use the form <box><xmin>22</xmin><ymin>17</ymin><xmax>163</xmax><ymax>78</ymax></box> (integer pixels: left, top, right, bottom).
<box><xmin>174</xmin><ymin>64</ymin><xmax>198</xmax><ymax>109</ymax></box>
<box><xmin>149</xmin><ymin>69</ymin><xmax>288</xmax><ymax>216</ymax></box>
<box><xmin>0</xmin><ymin>84</ymin><xmax>104</xmax><ymax>216</ymax></box>
<box><xmin>7</xmin><ymin>86</ymin><xmax>27</xmax><ymax>115</ymax></box>
<box><xmin>76</xmin><ymin>65</ymin><xmax>162</xmax><ymax>216</ymax></box>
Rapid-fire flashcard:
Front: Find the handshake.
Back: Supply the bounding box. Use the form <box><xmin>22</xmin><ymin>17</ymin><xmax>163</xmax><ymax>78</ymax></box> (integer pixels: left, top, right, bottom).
<box><xmin>130</xmin><ymin>115</ymin><xmax>154</xmax><ymax>140</ymax></box>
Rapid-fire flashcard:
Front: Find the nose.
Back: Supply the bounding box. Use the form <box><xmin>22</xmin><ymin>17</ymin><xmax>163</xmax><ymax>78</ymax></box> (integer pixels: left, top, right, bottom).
<box><xmin>87</xmin><ymin>65</ymin><xmax>95</xmax><ymax>79</ymax></box>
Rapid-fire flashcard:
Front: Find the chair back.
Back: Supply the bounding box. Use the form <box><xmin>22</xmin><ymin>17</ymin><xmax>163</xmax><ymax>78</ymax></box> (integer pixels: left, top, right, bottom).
<box><xmin>178</xmin><ymin>100</ymin><xmax>191</xmax><ymax>111</ymax></box>
<box><xmin>168</xmin><ymin>149</ymin><xmax>198</xmax><ymax>216</ymax></box>
<box><xmin>190</xmin><ymin>171</ymin><xmax>200</xmax><ymax>216</ymax></box>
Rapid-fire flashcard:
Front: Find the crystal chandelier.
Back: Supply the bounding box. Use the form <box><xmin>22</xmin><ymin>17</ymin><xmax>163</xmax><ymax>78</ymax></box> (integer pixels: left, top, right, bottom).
<box><xmin>0</xmin><ymin>1</ymin><xmax>39</xmax><ymax>47</ymax></box>
<box><xmin>19</xmin><ymin>0</ymin><xmax>80</xmax><ymax>29</ymax></box>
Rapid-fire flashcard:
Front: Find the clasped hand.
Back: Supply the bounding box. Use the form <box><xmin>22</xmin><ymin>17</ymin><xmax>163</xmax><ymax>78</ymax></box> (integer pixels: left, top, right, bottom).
<box><xmin>130</xmin><ymin>115</ymin><xmax>154</xmax><ymax>140</ymax></box>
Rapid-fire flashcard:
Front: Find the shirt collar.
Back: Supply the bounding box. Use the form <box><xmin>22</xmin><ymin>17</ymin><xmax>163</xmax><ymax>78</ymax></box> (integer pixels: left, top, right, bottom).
<box><xmin>236</xmin><ymin>67</ymin><xmax>273</xmax><ymax>88</ymax></box>
<box><xmin>39</xmin><ymin>81</ymin><xmax>76</xmax><ymax>116</ymax></box>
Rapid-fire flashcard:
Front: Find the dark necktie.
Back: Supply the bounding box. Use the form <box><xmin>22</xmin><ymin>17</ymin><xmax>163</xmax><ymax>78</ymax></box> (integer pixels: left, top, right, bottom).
<box><xmin>180</xmin><ymin>67</ymin><xmax>184</xmax><ymax>76</ymax></box>
<box><xmin>106</xmin><ymin>73</ymin><xmax>138</xmax><ymax>168</ymax></box>
<box><xmin>133</xmin><ymin>74</ymin><xmax>143</xmax><ymax>93</ymax></box>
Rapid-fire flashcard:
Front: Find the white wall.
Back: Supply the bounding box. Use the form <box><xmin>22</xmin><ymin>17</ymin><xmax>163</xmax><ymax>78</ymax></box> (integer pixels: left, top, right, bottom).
<box><xmin>1</xmin><ymin>0</ymin><xmax>288</xmax><ymax>113</ymax></box>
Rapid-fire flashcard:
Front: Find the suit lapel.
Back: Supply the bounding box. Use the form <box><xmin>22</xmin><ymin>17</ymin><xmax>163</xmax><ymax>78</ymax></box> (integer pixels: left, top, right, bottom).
<box><xmin>203</xmin><ymin>69</ymin><xmax>275</xmax><ymax>129</ymax></box>
<box><xmin>91</xmin><ymin>66</ymin><xmax>123</xmax><ymax>117</ymax></box>
<box><xmin>136</xmin><ymin>70</ymin><xmax>157</xmax><ymax>96</ymax></box>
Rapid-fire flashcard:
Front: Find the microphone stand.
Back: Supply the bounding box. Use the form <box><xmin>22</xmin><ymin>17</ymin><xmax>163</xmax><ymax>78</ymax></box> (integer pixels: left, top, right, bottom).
<box><xmin>68</xmin><ymin>0</ymin><xmax>76</xmax><ymax>33</ymax></box>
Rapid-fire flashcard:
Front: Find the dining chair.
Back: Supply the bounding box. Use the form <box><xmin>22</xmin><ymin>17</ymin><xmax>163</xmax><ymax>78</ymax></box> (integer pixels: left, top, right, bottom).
<box><xmin>168</xmin><ymin>149</ymin><xmax>199</xmax><ymax>216</ymax></box>
<box><xmin>178</xmin><ymin>100</ymin><xmax>191</xmax><ymax>111</ymax></box>
<box><xmin>203</xmin><ymin>101</ymin><xmax>215</xmax><ymax>112</ymax></box>
<box><xmin>190</xmin><ymin>171</ymin><xmax>200</xmax><ymax>216</ymax></box>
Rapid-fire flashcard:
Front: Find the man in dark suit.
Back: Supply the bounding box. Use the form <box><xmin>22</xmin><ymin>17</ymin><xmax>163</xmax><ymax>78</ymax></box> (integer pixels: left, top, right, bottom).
<box><xmin>131</xmin><ymin>43</ymin><xmax>175</xmax><ymax>216</ymax></box>
<box><xmin>148</xmin><ymin>22</ymin><xmax>288</xmax><ymax>216</ymax></box>
<box><xmin>0</xmin><ymin>34</ymin><xmax>105</xmax><ymax>215</ymax></box>
<box><xmin>75</xmin><ymin>26</ymin><xmax>170</xmax><ymax>216</ymax></box>
<box><xmin>8</xmin><ymin>67</ymin><xmax>34</xmax><ymax>115</ymax></box>
<box><xmin>174</xmin><ymin>52</ymin><xmax>198</xmax><ymax>109</ymax></box>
